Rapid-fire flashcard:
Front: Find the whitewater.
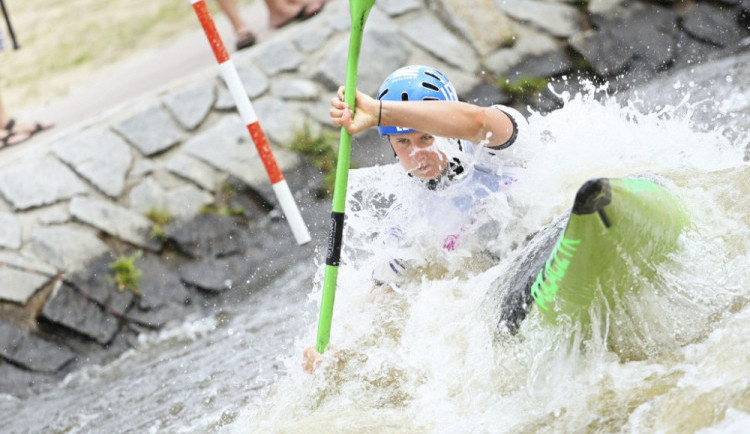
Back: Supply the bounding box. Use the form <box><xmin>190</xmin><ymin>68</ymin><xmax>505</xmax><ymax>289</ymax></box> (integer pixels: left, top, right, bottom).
<box><xmin>1</xmin><ymin>50</ymin><xmax>748</xmax><ymax>433</ymax></box>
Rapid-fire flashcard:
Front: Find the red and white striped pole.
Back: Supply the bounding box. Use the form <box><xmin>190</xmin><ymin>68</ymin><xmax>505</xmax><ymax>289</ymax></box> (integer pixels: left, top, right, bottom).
<box><xmin>191</xmin><ymin>0</ymin><xmax>311</xmax><ymax>245</ymax></box>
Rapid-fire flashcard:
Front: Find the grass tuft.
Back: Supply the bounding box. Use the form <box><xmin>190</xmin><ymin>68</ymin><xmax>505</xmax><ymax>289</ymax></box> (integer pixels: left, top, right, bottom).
<box><xmin>109</xmin><ymin>250</ymin><xmax>144</xmax><ymax>296</ymax></box>
<box><xmin>290</xmin><ymin>127</ymin><xmax>340</xmax><ymax>197</ymax></box>
<box><xmin>497</xmin><ymin>76</ymin><xmax>549</xmax><ymax>101</ymax></box>
<box><xmin>145</xmin><ymin>207</ymin><xmax>173</xmax><ymax>241</ymax></box>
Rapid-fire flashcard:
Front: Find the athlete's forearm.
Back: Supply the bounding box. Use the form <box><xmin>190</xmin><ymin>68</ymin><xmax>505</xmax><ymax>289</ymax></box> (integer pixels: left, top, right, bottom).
<box><xmin>379</xmin><ymin>100</ymin><xmax>515</xmax><ymax>147</ymax></box>
<box><xmin>330</xmin><ymin>88</ymin><xmax>518</xmax><ymax>147</ymax></box>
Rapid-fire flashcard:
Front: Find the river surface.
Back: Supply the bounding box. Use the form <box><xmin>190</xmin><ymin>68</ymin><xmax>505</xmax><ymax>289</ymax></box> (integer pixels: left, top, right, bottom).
<box><xmin>2</xmin><ymin>49</ymin><xmax>749</xmax><ymax>433</ymax></box>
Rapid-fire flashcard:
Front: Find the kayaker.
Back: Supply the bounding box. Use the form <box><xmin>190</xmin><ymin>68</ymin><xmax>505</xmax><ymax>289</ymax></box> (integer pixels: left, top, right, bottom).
<box><xmin>304</xmin><ymin>65</ymin><xmax>529</xmax><ymax>373</ymax></box>
<box><xmin>334</xmin><ymin>64</ymin><xmax>530</xmax><ymax>284</ymax></box>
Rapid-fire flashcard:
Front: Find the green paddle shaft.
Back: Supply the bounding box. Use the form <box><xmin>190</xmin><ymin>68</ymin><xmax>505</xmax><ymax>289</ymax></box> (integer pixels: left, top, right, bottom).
<box><xmin>316</xmin><ymin>0</ymin><xmax>376</xmax><ymax>354</ymax></box>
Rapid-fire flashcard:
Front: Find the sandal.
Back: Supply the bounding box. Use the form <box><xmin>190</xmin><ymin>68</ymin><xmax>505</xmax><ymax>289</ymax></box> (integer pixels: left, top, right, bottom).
<box><xmin>272</xmin><ymin>3</ymin><xmax>325</xmax><ymax>29</ymax></box>
<box><xmin>0</xmin><ymin>118</ymin><xmax>16</xmax><ymax>138</ymax></box>
<box><xmin>0</xmin><ymin>131</ymin><xmax>22</xmax><ymax>149</ymax></box>
<box><xmin>0</xmin><ymin>118</ymin><xmax>53</xmax><ymax>150</ymax></box>
<box><xmin>236</xmin><ymin>31</ymin><xmax>257</xmax><ymax>50</ymax></box>
<box><xmin>0</xmin><ymin>119</ymin><xmax>17</xmax><ymax>148</ymax></box>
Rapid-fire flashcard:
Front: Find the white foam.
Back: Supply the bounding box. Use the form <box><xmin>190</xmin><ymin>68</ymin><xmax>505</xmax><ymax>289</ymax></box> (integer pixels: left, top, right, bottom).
<box><xmin>236</xmin><ymin>83</ymin><xmax>750</xmax><ymax>433</ymax></box>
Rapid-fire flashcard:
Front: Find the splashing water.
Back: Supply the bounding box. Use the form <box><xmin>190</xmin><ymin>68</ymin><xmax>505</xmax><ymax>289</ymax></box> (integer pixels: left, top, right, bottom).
<box><xmin>235</xmin><ymin>77</ymin><xmax>749</xmax><ymax>433</ymax></box>
<box><xmin>2</xmin><ymin>55</ymin><xmax>748</xmax><ymax>433</ymax></box>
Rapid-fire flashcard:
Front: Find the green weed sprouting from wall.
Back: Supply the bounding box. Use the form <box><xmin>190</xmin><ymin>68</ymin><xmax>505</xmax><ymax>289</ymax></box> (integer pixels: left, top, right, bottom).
<box><xmin>200</xmin><ymin>182</ymin><xmax>247</xmax><ymax>216</ymax></box>
<box><xmin>145</xmin><ymin>207</ymin><xmax>173</xmax><ymax>241</ymax></box>
<box><xmin>109</xmin><ymin>250</ymin><xmax>144</xmax><ymax>296</ymax></box>
<box><xmin>497</xmin><ymin>76</ymin><xmax>550</xmax><ymax>101</ymax></box>
<box><xmin>290</xmin><ymin>127</ymin><xmax>340</xmax><ymax>197</ymax></box>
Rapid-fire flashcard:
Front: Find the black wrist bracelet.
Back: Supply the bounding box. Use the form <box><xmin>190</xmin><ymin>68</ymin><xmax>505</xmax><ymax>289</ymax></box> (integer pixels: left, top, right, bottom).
<box><xmin>378</xmin><ymin>100</ymin><xmax>382</xmax><ymax>126</ymax></box>
<box><xmin>489</xmin><ymin>109</ymin><xmax>518</xmax><ymax>150</ymax></box>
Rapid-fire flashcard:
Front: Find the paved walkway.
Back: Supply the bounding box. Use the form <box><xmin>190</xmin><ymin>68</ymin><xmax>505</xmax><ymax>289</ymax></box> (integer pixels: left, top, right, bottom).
<box><xmin>4</xmin><ymin>1</ymin><xmax>270</xmax><ymax>165</ymax></box>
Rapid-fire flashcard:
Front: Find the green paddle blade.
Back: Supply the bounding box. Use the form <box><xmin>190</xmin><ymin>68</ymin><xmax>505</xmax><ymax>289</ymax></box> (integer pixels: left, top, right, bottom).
<box><xmin>531</xmin><ymin>177</ymin><xmax>689</xmax><ymax>327</ymax></box>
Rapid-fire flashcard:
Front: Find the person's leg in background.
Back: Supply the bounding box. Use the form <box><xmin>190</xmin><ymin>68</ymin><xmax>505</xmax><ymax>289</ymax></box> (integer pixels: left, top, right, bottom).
<box><xmin>216</xmin><ymin>0</ymin><xmax>329</xmax><ymax>51</ymax></box>
<box><xmin>216</xmin><ymin>0</ymin><xmax>256</xmax><ymax>50</ymax></box>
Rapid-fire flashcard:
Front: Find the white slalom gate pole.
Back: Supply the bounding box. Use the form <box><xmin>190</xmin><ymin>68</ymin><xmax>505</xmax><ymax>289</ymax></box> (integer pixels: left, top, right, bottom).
<box><xmin>191</xmin><ymin>0</ymin><xmax>311</xmax><ymax>245</ymax></box>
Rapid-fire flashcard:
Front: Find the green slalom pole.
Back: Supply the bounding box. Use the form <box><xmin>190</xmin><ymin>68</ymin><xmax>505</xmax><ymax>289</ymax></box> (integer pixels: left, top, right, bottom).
<box><xmin>316</xmin><ymin>0</ymin><xmax>376</xmax><ymax>354</ymax></box>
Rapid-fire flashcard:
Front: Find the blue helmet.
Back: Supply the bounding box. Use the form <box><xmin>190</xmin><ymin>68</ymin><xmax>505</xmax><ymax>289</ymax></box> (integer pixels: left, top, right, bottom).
<box><xmin>376</xmin><ymin>65</ymin><xmax>459</xmax><ymax>136</ymax></box>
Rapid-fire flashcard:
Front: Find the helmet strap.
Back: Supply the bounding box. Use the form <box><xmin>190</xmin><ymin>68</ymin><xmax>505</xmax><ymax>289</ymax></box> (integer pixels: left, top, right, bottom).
<box><xmin>384</xmin><ymin>135</ymin><xmax>397</xmax><ymax>157</ymax></box>
<box><xmin>421</xmin><ymin>158</ymin><xmax>465</xmax><ymax>191</ymax></box>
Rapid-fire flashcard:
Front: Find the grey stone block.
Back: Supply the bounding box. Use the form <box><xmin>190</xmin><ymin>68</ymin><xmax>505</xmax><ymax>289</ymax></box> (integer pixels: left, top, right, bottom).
<box><xmin>0</xmin><ymin>160</ymin><xmax>88</xmax><ymax>211</ymax></box>
<box><xmin>52</xmin><ymin>129</ymin><xmax>133</xmax><ymax>198</ymax></box>
<box><xmin>0</xmin><ymin>320</ymin><xmax>75</xmax><ymax>372</ymax></box>
<box><xmin>30</xmin><ymin>225</ymin><xmax>109</xmax><ymax>273</ymax></box>
<box><xmin>163</xmin><ymin>82</ymin><xmax>216</xmax><ymax>131</ymax></box>
<box><xmin>70</xmin><ymin>197</ymin><xmax>161</xmax><ymax>251</ymax></box>
<box><xmin>113</xmin><ymin>106</ymin><xmax>182</xmax><ymax>156</ymax></box>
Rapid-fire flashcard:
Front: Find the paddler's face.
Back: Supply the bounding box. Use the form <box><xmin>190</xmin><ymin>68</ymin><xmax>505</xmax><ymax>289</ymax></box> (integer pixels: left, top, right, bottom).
<box><xmin>389</xmin><ymin>131</ymin><xmax>448</xmax><ymax>180</ymax></box>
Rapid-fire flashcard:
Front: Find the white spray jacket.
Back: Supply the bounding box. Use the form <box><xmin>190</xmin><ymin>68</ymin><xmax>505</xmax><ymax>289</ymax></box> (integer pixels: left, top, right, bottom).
<box><xmin>371</xmin><ymin>105</ymin><xmax>530</xmax><ymax>286</ymax></box>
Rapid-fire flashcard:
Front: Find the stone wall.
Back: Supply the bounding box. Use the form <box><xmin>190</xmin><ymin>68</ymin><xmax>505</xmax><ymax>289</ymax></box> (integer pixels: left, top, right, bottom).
<box><xmin>0</xmin><ymin>0</ymin><xmax>747</xmax><ymax>397</ymax></box>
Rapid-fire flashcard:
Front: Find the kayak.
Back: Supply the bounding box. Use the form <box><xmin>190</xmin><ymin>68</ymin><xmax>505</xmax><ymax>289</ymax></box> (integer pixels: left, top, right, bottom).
<box><xmin>497</xmin><ymin>176</ymin><xmax>689</xmax><ymax>334</ymax></box>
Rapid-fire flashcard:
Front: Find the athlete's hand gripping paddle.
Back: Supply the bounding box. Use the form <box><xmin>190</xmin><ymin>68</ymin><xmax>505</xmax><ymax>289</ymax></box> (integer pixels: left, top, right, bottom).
<box><xmin>316</xmin><ymin>0</ymin><xmax>376</xmax><ymax>354</ymax></box>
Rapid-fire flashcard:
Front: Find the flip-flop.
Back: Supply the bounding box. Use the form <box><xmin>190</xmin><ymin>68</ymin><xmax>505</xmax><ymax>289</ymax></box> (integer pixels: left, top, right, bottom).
<box><xmin>0</xmin><ymin>118</ymin><xmax>16</xmax><ymax>138</ymax></box>
<box><xmin>0</xmin><ymin>120</ymin><xmax>53</xmax><ymax>150</ymax></box>
<box><xmin>2</xmin><ymin>118</ymin><xmax>51</xmax><ymax>137</ymax></box>
<box><xmin>236</xmin><ymin>31</ymin><xmax>257</xmax><ymax>50</ymax></box>
<box><xmin>273</xmin><ymin>3</ymin><xmax>325</xmax><ymax>29</ymax></box>
<box><xmin>0</xmin><ymin>130</ymin><xmax>24</xmax><ymax>149</ymax></box>
<box><xmin>0</xmin><ymin>118</ymin><xmax>19</xmax><ymax>149</ymax></box>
